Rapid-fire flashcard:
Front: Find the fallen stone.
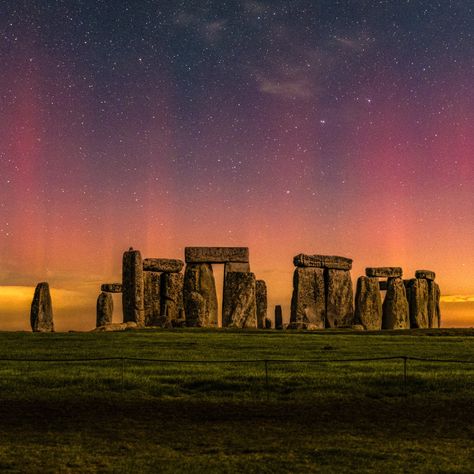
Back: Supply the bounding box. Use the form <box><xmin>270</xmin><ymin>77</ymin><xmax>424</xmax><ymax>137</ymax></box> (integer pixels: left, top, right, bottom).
<box><xmin>382</xmin><ymin>277</ymin><xmax>410</xmax><ymax>329</ymax></box>
<box><xmin>406</xmin><ymin>278</ymin><xmax>429</xmax><ymax>328</ymax></box>
<box><xmin>351</xmin><ymin>324</ymin><xmax>366</xmax><ymax>331</ymax></box>
<box><xmin>290</xmin><ymin>267</ymin><xmax>325</xmax><ymax>330</ymax></box>
<box><xmin>143</xmin><ymin>258</ymin><xmax>184</xmax><ymax>273</ymax></box>
<box><xmin>293</xmin><ymin>254</ymin><xmax>352</xmax><ymax>270</ymax></box>
<box><xmin>161</xmin><ymin>273</ymin><xmax>184</xmax><ymax>326</ymax></box>
<box><xmin>265</xmin><ymin>317</ymin><xmax>272</xmax><ymax>329</ymax></box>
<box><xmin>428</xmin><ymin>281</ymin><xmax>441</xmax><ymax>328</ymax></box>
<box><xmin>183</xmin><ymin>263</ymin><xmax>218</xmax><ymax>327</ymax></box>
<box><xmin>256</xmin><ymin>280</ymin><xmax>268</xmax><ymax>329</ymax></box>
<box><xmin>366</xmin><ymin>267</ymin><xmax>403</xmax><ymax>278</ymax></box>
<box><xmin>94</xmin><ymin>322</ymin><xmax>138</xmax><ymax>332</ymax></box>
<box><xmin>222</xmin><ymin>272</ymin><xmax>257</xmax><ymax>328</ymax></box>
<box><xmin>122</xmin><ymin>248</ymin><xmax>145</xmax><ymax>326</ymax></box>
<box><xmin>354</xmin><ymin>276</ymin><xmax>382</xmax><ymax>330</ymax></box>
<box><xmin>185</xmin><ymin>247</ymin><xmax>249</xmax><ymax>263</ymax></box>
<box><xmin>326</xmin><ymin>269</ymin><xmax>354</xmax><ymax>328</ymax></box>
<box><xmin>415</xmin><ymin>270</ymin><xmax>436</xmax><ymax>281</ymax></box>
<box><xmin>96</xmin><ymin>292</ymin><xmax>113</xmax><ymax>327</ymax></box>
<box><xmin>30</xmin><ymin>282</ymin><xmax>54</xmax><ymax>332</ymax></box>
<box><xmin>101</xmin><ymin>283</ymin><xmax>122</xmax><ymax>293</ymax></box>
<box><xmin>143</xmin><ymin>271</ymin><xmax>161</xmax><ymax>326</ymax></box>
<box><xmin>275</xmin><ymin>305</ymin><xmax>283</xmax><ymax>330</ymax></box>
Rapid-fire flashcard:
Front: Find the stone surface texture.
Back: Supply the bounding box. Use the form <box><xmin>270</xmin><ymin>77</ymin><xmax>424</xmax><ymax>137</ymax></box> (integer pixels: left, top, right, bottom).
<box><xmin>382</xmin><ymin>277</ymin><xmax>410</xmax><ymax>329</ymax></box>
<box><xmin>185</xmin><ymin>247</ymin><xmax>249</xmax><ymax>263</ymax></box>
<box><xmin>406</xmin><ymin>278</ymin><xmax>429</xmax><ymax>328</ymax></box>
<box><xmin>366</xmin><ymin>267</ymin><xmax>403</xmax><ymax>278</ymax></box>
<box><xmin>428</xmin><ymin>281</ymin><xmax>441</xmax><ymax>328</ymax></box>
<box><xmin>96</xmin><ymin>292</ymin><xmax>113</xmax><ymax>327</ymax></box>
<box><xmin>293</xmin><ymin>254</ymin><xmax>352</xmax><ymax>270</ymax></box>
<box><xmin>415</xmin><ymin>270</ymin><xmax>436</xmax><ymax>281</ymax></box>
<box><xmin>354</xmin><ymin>276</ymin><xmax>382</xmax><ymax>330</ymax></box>
<box><xmin>256</xmin><ymin>280</ymin><xmax>268</xmax><ymax>329</ymax></box>
<box><xmin>222</xmin><ymin>272</ymin><xmax>257</xmax><ymax>328</ymax></box>
<box><xmin>275</xmin><ymin>305</ymin><xmax>283</xmax><ymax>329</ymax></box>
<box><xmin>290</xmin><ymin>267</ymin><xmax>325</xmax><ymax>329</ymax></box>
<box><xmin>224</xmin><ymin>262</ymin><xmax>251</xmax><ymax>277</ymax></box>
<box><xmin>143</xmin><ymin>258</ymin><xmax>184</xmax><ymax>273</ymax></box>
<box><xmin>161</xmin><ymin>273</ymin><xmax>184</xmax><ymax>327</ymax></box>
<box><xmin>101</xmin><ymin>283</ymin><xmax>122</xmax><ymax>293</ymax></box>
<box><xmin>30</xmin><ymin>282</ymin><xmax>54</xmax><ymax>332</ymax></box>
<box><xmin>326</xmin><ymin>269</ymin><xmax>354</xmax><ymax>328</ymax></box>
<box><xmin>143</xmin><ymin>271</ymin><xmax>161</xmax><ymax>326</ymax></box>
<box><xmin>122</xmin><ymin>249</ymin><xmax>145</xmax><ymax>326</ymax></box>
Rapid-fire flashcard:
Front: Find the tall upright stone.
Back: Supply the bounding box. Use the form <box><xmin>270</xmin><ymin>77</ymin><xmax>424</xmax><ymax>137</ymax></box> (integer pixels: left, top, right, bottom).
<box><xmin>30</xmin><ymin>282</ymin><xmax>54</xmax><ymax>332</ymax></box>
<box><xmin>326</xmin><ymin>269</ymin><xmax>354</xmax><ymax>328</ymax></box>
<box><xmin>96</xmin><ymin>292</ymin><xmax>113</xmax><ymax>327</ymax></box>
<box><xmin>382</xmin><ymin>277</ymin><xmax>409</xmax><ymax>329</ymax></box>
<box><xmin>183</xmin><ymin>263</ymin><xmax>218</xmax><ymax>327</ymax></box>
<box><xmin>428</xmin><ymin>281</ymin><xmax>441</xmax><ymax>328</ymax></box>
<box><xmin>161</xmin><ymin>273</ymin><xmax>184</xmax><ymax>326</ymax></box>
<box><xmin>222</xmin><ymin>272</ymin><xmax>257</xmax><ymax>328</ymax></box>
<box><xmin>122</xmin><ymin>248</ymin><xmax>145</xmax><ymax>326</ymax></box>
<box><xmin>275</xmin><ymin>305</ymin><xmax>283</xmax><ymax>330</ymax></box>
<box><xmin>406</xmin><ymin>278</ymin><xmax>429</xmax><ymax>328</ymax></box>
<box><xmin>354</xmin><ymin>276</ymin><xmax>382</xmax><ymax>330</ymax></box>
<box><xmin>143</xmin><ymin>271</ymin><xmax>161</xmax><ymax>326</ymax></box>
<box><xmin>290</xmin><ymin>267</ymin><xmax>325</xmax><ymax>329</ymax></box>
<box><xmin>256</xmin><ymin>280</ymin><xmax>268</xmax><ymax>329</ymax></box>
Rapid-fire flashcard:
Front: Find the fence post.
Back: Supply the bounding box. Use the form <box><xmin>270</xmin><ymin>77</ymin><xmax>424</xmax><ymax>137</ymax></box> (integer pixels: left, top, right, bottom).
<box><xmin>264</xmin><ymin>360</ymin><xmax>269</xmax><ymax>401</ymax></box>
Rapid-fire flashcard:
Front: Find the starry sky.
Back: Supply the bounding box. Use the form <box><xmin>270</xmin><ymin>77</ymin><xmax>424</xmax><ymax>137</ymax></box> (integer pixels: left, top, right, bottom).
<box><xmin>0</xmin><ymin>0</ymin><xmax>473</xmax><ymax>330</ymax></box>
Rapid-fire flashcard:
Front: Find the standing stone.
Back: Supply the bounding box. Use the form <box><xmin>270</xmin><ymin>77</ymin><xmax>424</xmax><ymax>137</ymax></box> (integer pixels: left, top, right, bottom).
<box><xmin>30</xmin><ymin>282</ymin><xmax>54</xmax><ymax>332</ymax></box>
<box><xmin>224</xmin><ymin>261</ymin><xmax>251</xmax><ymax>278</ymax></box>
<box><xmin>96</xmin><ymin>292</ymin><xmax>113</xmax><ymax>327</ymax></box>
<box><xmin>406</xmin><ymin>278</ymin><xmax>429</xmax><ymax>328</ymax></box>
<box><xmin>161</xmin><ymin>273</ymin><xmax>184</xmax><ymax>327</ymax></box>
<box><xmin>265</xmin><ymin>317</ymin><xmax>272</xmax><ymax>329</ymax></box>
<box><xmin>122</xmin><ymin>248</ymin><xmax>145</xmax><ymax>326</ymax></box>
<box><xmin>275</xmin><ymin>305</ymin><xmax>283</xmax><ymax>330</ymax></box>
<box><xmin>326</xmin><ymin>269</ymin><xmax>354</xmax><ymax>328</ymax></box>
<box><xmin>143</xmin><ymin>271</ymin><xmax>161</xmax><ymax>326</ymax></box>
<box><xmin>183</xmin><ymin>263</ymin><xmax>218</xmax><ymax>327</ymax></box>
<box><xmin>290</xmin><ymin>267</ymin><xmax>325</xmax><ymax>329</ymax></box>
<box><xmin>222</xmin><ymin>272</ymin><xmax>257</xmax><ymax>328</ymax></box>
<box><xmin>428</xmin><ymin>281</ymin><xmax>441</xmax><ymax>328</ymax></box>
<box><xmin>382</xmin><ymin>277</ymin><xmax>409</xmax><ymax>329</ymax></box>
<box><xmin>354</xmin><ymin>276</ymin><xmax>382</xmax><ymax>330</ymax></box>
<box><xmin>256</xmin><ymin>280</ymin><xmax>268</xmax><ymax>329</ymax></box>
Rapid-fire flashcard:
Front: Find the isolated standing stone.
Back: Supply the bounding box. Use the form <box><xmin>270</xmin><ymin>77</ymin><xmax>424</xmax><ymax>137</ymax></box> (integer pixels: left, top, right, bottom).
<box><xmin>183</xmin><ymin>263</ymin><xmax>218</xmax><ymax>327</ymax></box>
<box><xmin>222</xmin><ymin>272</ymin><xmax>257</xmax><ymax>328</ymax></box>
<box><xmin>293</xmin><ymin>254</ymin><xmax>352</xmax><ymax>270</ymax></box>
<box><xmin>143</xmin><ymin>271</ymin><xmax>161</xmax><ymax>326</ymax></box>
<box><xmin>161</xmin><ymin>273</ymin><xmax>184</xmax><ymax>326</ymax></box>
<box><xmin>30</xmin><ymin>282</ymin><xmax>54</xmax><ymax>332</ymax></box>
<box><xmin>275</xmin><ymin>305</ymin><xmax>283</xmax><ymax>330</ymax></box>
<box><xmin>143</xmin><ymin>258</ymin><xmax>184</xmax><ymax>273</ymax></box>
<box><xmin>101</xmin><ymin>283</ymin><xmax>122</xmax><ymax>293</ymax></box>
<box><xmin>185</xmin><ymin>247</ymin><xmax>249</xmax><ymax>263</ymax></box>
<box><xmin>326</xmin><ymin>269</ymin><xmax>354</xmax><ymax>328</ymax></box>
<box><xmin>122</xmin><ymin>248</ymin><xmax>145</xmax><ymax>326</ymax></box>
<box><xmin>290</xmin><ymin>267</ymin><xmax>325</xmax><ymax>329</ymax></box>
<box><xmin>382</xmin><ymin>277</ymin><xmax>409</xmax><ymax>329</ymax></box>
<box><xmin>406</xmin><ymin>278</ymin><xmax>429</xmax><ymax>328</ymax></box>
<box><xmin>354</xmin><ymin>276</ymin><xmax>382</xmax><ymax>330</ymax></box>
<box><xmin>256</xmin><ymin>280</ymin><xmax>268</xmax><ymax>329</ymax></box>
<box><xmin>96</xmin><ymin>292</ymin><xmax>113</xmax><ymax>327</ymax></box>
<box><xmin>366</xmin><ymin>267</ymin><xmax>403</xmax><ymax>278</ymax></box>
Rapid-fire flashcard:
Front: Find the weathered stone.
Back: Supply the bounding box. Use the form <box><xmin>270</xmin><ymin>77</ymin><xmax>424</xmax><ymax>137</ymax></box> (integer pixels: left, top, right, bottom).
<box><xmin>93</xmin><ymin>322</ymin><xmax>137</xmax><ymax>332</ymax></box>
<box><xmin>224</xmin><ymin>261</ymin><xmax>250</xmax><ymax>278</ymax></box>
<box><xmin>428</xmin><ymin>281</ymin><xmax>441</xmax><ymax>328</ymax></box>
<box><xmin>290</xmin><ymin>267</ymin><xmax>325</xmax><ymax>330</ymax></box>
<box><xmin>183</xmin><ymin>263</ymin><xmax>218</xmax><ymax>327</ymax></box>
<box><xmin>293</xmin><ymin>254</ymin><xmax>352</xmax><ymax>270</ymax></box>
<box><xmin>354</xmin><ymin>276</ymin><xmax>382</xmax><ymax>330</ymax></box>
<box><xmin>101</xmin><ymin>283</ymin><xmax>122</xmax><ymax>293</ymax></box>
<box><xmin>366</xmin><ymin>267</ymin><xmax>403</xmax><ymax>278</ymax></box>
<box><xmin>275</xmin><ymin>305</ymin><xmax>283</xmax><ymax>330</ymax></box>
<box><xmin>143</xmin><ymin>271</ymin><xmax>161</xmax><ymax>326</ymax></box>
<box><xmin>351</xmin><ymin>324</ymin><xmax>366</xmax><ymax>331</ymax></box>
<box><xmin>222</xmin><ymin>272</ymin><xmax>257</xmax><ymax>328</ymax></box>
<box><xmin>382</xmin><ymin>277</ymin><xmax>409</xmax><ymax>329</ymax></box>
<box><xmin>265</xmin><ymin>317</ymin><xmax>272</xmax><ymax>329</ymax></box>
<box><xmin>326</xmin><ymin>269</ymin><xmax>354</xmax><ymax>328</ymax></box>
<box><xmin>406</xmin><ymin>278</ymin><xmax>429</xmax><ymax>328</ymax></box>
<box><xmin>161</xmin><ymin>273</ymin><xmax>184</xmax><ymax>326</ymax></box>
<box><xmin>185</xmin><ymin>247</ymin><xmax>249</xmax><ymax>263</ymax></box>
<box><xmin>96</xmin><ymin>292</ymin><xmax>113</xmax><ymax>327</ymax></box>
<box><xmin>143</xmin><ymin>258</ymin><xmax>184</xmax><ymax>273</ymax></box>
<box><xmin>379</xmin><ymin>281</ymin><xmax>388</xmax><ymax>291</ymax></box>
<box><xmin>415</xmin><ymin>270</ymin><xmax>436</xmax><ymax>281</ymax></box>
<box><xmin>256</xmin><ymin>280</ymin><xmax>268</xmax><ymax>329</ymax></box>
<box><xmin>122</xmin><ymin>248</ymin><xmax>145</xmax><ymax>326</ymax></box>
<box><xmin>30</xmin><ymin>282</ymin><xmax>54</xmax><ymax>332</ymax></box>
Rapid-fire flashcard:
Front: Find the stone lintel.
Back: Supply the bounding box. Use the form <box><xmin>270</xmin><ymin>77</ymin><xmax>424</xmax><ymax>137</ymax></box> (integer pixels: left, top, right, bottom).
<box><xmin>185</xmin><ymin>247</ymin><xmax>249</xmax><ymax>263</ymax></box>
<box><xmin>293</xmin><ymin>254</ymin><xmax>352</xmax><ymax>270</ymax></box>
<box><xmin>101</xmin><ymin>283</ymin><xmax>123</xmax><ymax>293</ymax></box>
<box><xmin>415</xmin><ymin>270</ymin><xmax>436</xmax><ymax>281</ymax></box>
<box><xmin>143</xmin><ymin>258</ymin><xmax>184</xmax><ymax>273</ymax></box>
<box><xmin>366</xmin><ymin>267</ymin><xmax>403</xmax><ymax>278</ymax></box>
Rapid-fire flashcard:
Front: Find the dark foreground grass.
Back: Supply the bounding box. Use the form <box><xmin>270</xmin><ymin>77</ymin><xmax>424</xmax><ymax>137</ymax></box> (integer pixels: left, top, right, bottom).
<box><xmin>0</xmin><ymin>328</ymin><xmax>473</xmax><ymax>472</ymax></box>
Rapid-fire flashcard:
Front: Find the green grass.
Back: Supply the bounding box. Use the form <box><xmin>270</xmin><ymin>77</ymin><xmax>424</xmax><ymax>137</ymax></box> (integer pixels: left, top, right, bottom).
<box><xmin>0</xmin><ymin>328</ymin><xmax>473</xmax><ymax>472</ymax></box>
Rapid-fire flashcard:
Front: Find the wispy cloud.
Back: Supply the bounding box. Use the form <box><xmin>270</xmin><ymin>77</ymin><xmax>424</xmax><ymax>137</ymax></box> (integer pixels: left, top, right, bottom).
<box><xmin>441</xmin><ymin>295</ymin><xmax>474</xmax><ymax>303</ymax></box>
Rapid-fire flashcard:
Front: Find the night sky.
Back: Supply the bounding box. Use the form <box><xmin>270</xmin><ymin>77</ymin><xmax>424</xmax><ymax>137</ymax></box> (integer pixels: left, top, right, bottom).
<box><xmin>0</xmin><ymin>1</ymin><xmax>473</xmax><ymax>330</ymax></box>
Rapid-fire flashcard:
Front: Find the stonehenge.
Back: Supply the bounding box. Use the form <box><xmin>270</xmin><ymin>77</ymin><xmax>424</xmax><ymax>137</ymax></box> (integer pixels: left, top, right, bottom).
<box><xmin>122</xmin><ymin>248</ymin><xmax>145</xmax><ymax>326</ymax></box>
<box><xmin>354</xmin><ymin>277</ymin><xmax>382</xmax><ymax>330</ymax></box>
<box><xmin>407</xmin><ymin>270</ymin><xmax>441</xmax><ymax>329</ymax></box>
<box><xmin>96</xmin><ymin>292</ymin><xmax>113</xmax><ymax>327</ymax></box>
<box><xmin>222</xmin><ymin>272</ymin><xmax>257</xmax><ymax>328</ymax></box>
<box><xmin>30</xmin><ymin>282</ymin><xmax>54</xmax><ymax>332</ymax></box>
<box><xmin>382</xmin><ymin>277</ymin><xmax>410</xmax><ymax>329</ymax></box>
<box><xmin>256</xmin><ymin>280</ymin><xmax>268</xmax><ymax>329</ymax></box>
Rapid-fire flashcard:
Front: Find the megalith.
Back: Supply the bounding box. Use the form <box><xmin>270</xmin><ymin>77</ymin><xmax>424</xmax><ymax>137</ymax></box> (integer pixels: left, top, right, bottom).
<box><xmin>354</xmin><ymin>276</ymin><xmax>382</xmax><ymax>330</ymax></box>
<box><xmin>143</xmin><ymin>271</ymin><xmax>161</xmax><ymax>326</ymax></box>
<box><xmin>326</xmin><ymin>269</ymin><xmax>354</xmax><ymax>328</ymax></box>
<box><xmin>122</xmin><ymin>248</ymin><xmax>145</xmax><ymax>326</ymax></box>
<box><xmin>96</xmin><ymin>292</ymin><xmax>113</xmax><ymax>327</ymax></box>
<box><xmin>265</xmin><ymin>317</ymin><xmax>272</xmax><ymax>329</ymax></box>
<box><xmin>30</xmin><ymin>282</ymin><xmax>54</xmax><ymax>332</ymax></box>
<box><xmin>101</xmin><ymin>283</ymin><xmax>122</xmax><ymax>293</ymax></box>
<box><xmin>143</xmin><ymin>258</ymin><xmax>184</xmax><ymax>273</ymax></box>
<box><xmin>161</xmin><ymin>272</ymin><xmax>184</xmax><ymax>326</ymax></box>
<box><xmin>382</xmin><ymin>277</ymin><xmax>409</xmax><ymax>329</ymax></box>
<box><xmin>256</xmin><ymin>280</ymin><xmax>268</xmax><ymax>329</ymax></box>
<box><xmin>406</xmin><ymin>278</ymin><xmax>429</xmax><ymax>328</ymax></box>
<box><xmin>275</xmin><ymin>305</ymin><xmax>283</xmax><ymax>329</ymax></box>
<box><xmin>428</xmin><ymin>281</ymin><xmax>441</xmax><ymax>328</ymax></box>
<box><xmin>222</xmin><ymin>272</ymin><xmax>257</xmax><ymax>328</ymax></box>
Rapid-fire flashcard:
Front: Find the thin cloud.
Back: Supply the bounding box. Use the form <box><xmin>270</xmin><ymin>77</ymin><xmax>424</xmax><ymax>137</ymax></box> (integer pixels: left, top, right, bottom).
<box><xmin>441</xmin><ymin>295</ymin><xmax>474</xmax><ymax>303</ymax></box>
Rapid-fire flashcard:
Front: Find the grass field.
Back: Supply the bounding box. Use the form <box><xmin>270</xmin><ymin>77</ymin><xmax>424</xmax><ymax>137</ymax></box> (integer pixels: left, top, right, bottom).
<box><xmin>0</xmin><ymin>328</ymin><xmax>473</xmax><ymax>472</ymax></box>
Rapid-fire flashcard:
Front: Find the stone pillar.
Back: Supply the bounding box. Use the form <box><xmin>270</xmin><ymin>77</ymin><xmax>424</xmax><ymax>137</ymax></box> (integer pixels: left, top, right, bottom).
<box><xmin>30</xmin><ymin>282</ymin><xmax>54</xmax><ymax>332</ymax></box>
<box><xmin>183</xmin><ymin>263</ymin><xmax>218</xmax><ymax>327</ymax></box>
<box><xmin>161</xmin><ymin>273</ymin><xmax>184</xmax><ymax>327</ymax></box>
<box><xmin>290</xmin><ymin>267</ymin><xmax>325</xmax><ymax>329</ymax></box>
<box><xmin>96</xmin><ymin>292</ymin><xmax>113</xmax><ymax>327</ymax></box>
<box><xmin>265</xmin><ymin>317</ymin><xmax>272</xmax><ymax>329</ymax></box>
<box><xmin>406</xmin><ymin>278</ymin><xmax>429</xmax><ymax>328</ymax></box>
<box><xmin>354</xmin><ymin>276</ymin><xmax>382</xmax><ymax>330</ymax></box>
<box><xmin>143</xmin><ymin>271</ymin><xmax>161</xmax><ymax>326</ymax></box>
<box><xmin>326</xmin><ymin>269</ymin><xmax>354</xmax><ymax>328</ymax></box>
<box><xmin>122</xmin><ymin>248</ymin><xmax>145</xmax><ymax>326</ymax></box>
<box><xmin>382</xmin><ymin>277</ymin><xmax>409</xmax><ymax>329</ymax></box>
<box><xmin>256</xmin><ymin>280</ymin><xmax>268</xmax><ymax>329</ymax></box>
<box><xmin>428</xmin><ymin>281</ymin><xmax>441</xmax><ymax>328</ymax></box>
<box><xmin>275</xmin><ymin>305</ymin><xmax>283</xmax><ymax>330</ymax></box>
<box><xmin>222</xmin><ymin>272</ymin><xmax>257</xmax><ymax>328</ymax></box>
